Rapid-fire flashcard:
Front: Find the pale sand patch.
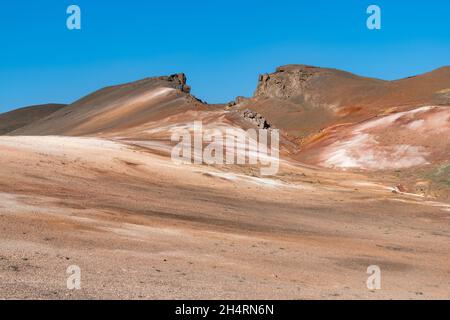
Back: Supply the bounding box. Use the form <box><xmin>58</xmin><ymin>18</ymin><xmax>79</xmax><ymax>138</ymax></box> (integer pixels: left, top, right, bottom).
<box><xmin>0</xmin><ymin>136</ymin><xmax>123</xmax><ymax>156</ymax></box>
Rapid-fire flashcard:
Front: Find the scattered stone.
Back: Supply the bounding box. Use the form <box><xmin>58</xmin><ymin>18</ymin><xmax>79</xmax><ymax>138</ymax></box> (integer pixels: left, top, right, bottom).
<box><xmin>241</xmin><ymin>109</ymin><xmax>271</xmax><ymax>129</ymax></box>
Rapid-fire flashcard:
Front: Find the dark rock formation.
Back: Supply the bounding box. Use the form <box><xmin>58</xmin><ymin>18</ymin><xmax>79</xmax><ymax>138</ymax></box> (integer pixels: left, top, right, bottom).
<box><xmin>254</xmin><ymin>65</ymin><xmax>322</xmax><ymax>100</ymax></box>
<box><xmin>166</xmin><ymin>73</ymin><xmax>191</xmax><ymax>93</ymax></box>
<box><xmin>240</xmin><ymin>109</ymin><xmax>271</xmax><ymax>129</ymax></box>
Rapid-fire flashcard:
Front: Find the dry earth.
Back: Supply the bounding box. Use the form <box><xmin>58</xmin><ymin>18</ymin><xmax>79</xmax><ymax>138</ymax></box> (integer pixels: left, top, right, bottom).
<box><xmin>0</xmin><ymin>67</ymin><xmax>449</xmax><ymax>299</ymax></box>
<box><xmin>0</xmin><ymin>135</ymin><xmax>448</xmax><ymax>299</ymax></box>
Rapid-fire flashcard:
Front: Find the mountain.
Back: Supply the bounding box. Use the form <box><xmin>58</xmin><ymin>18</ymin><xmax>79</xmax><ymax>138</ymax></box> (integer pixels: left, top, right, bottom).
<box><xmin>226</xmin><ymin>65</ymin><xmax>450</xmax><ymax>175</ymax></box>
<box><xmin>4</xmin><ymin>66</ymin><xmax>450</xmax><ymax>174</ymax></box>
<box><xmin>235</xmin><ymin>65</ymin><xmax>450</xmax><ymax>138</ymax></box>
<box><xmin>1</xmin><ymin>66</ymin><xmax>450</xmax><ymax>299</ymax></box>
<box><xmin>0</xmin><ymin>104</ymin><xmax>66</xmax><ymax>135</ymax></box>
<box><xmin>9</xmin><ymin>74</ymin><xmax>208</xmax><ymax>137</ymax></box>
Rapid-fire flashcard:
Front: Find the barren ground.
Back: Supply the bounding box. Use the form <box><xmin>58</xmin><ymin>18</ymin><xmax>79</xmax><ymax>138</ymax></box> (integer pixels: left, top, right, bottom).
<box><xmin>0</xmin><ymin>136</ymin><xmax>448</xmax><ymax>299</ymax></box>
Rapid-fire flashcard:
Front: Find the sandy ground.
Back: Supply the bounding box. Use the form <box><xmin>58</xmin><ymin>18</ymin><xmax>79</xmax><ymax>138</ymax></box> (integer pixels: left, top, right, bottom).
<box><xmin>0</xmin><ymin>136</ymin><xmax>449</xmax><ymax>299</ymax></box>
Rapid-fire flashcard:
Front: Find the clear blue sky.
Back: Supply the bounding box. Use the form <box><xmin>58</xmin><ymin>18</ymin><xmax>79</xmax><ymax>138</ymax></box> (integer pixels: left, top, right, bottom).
<box><xmin>1</xmin><ymin>0</ymin><xmax>449</xmax><ymax>112</ymax></box>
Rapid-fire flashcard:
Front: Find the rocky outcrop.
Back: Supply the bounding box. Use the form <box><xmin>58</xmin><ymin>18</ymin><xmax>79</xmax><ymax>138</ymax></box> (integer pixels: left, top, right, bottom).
<box><xmin>240</xmin><ymin>109</ymin><xmax>271</xmax><ymax>129</ymax></box>
<box><xmin>163</xmin><ymin>73</ymin><xmax>191</xmax><ymax>94</ymax></box>
<box><xmin>254</xmin><ymin>65</ymin><xmax>324</xmax><ymax>100</ymax></box>
<box><xmin>227</xmin><ymin>96</ymin><xmax>250</xmax><ymax>108</ymax></box>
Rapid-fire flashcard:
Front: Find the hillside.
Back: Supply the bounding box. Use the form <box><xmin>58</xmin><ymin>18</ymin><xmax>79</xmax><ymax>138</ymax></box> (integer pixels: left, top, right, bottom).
<box><xmin>235</xmin><ymin>65</ymin><xmax>450</xmax><ymax>138</ymax></box>
<box><xmin>0</xmin><ymin>104</ymin><xmax>66</xmax><ymax>135</ymax></box>
<box><xmin>9</xmin><ymin>74</ymin><xmax>208</xmax><ymax>137</ymax></box>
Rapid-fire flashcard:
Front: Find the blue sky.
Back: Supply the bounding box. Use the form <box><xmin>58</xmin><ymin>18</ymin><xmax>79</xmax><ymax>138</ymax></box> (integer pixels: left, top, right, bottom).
<box><xmin>1</xmin><ymin>0</ymin><xmax>449</xmax><ymax>112</ymax></box>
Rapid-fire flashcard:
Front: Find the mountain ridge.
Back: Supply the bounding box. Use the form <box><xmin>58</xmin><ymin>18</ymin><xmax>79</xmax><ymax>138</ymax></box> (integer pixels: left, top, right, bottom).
<box><xmin>3</xmin><ymin>65</ymin><xmax>450</xmax><ymax>175</ymax></box>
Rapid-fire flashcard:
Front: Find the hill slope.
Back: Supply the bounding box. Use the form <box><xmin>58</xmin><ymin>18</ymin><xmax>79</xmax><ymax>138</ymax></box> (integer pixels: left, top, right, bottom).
<box><xmin>0</xmin><ymin>104</ymin><xmax>66</xmax><ymax>135</ymax></box>
<box><xmin>7</xmin><ymin>66</ymin><xmax>450</xmax><ymax>173</ymax></box>
<box><xmin>10</xmin><ymin>74</ymin><xmax>208</xmax><ymax>137</ymax></box>
<box><xmin>236</xmin><ymin>65</ymin><xmax>450</xmax><ymax>138</ymax></box>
